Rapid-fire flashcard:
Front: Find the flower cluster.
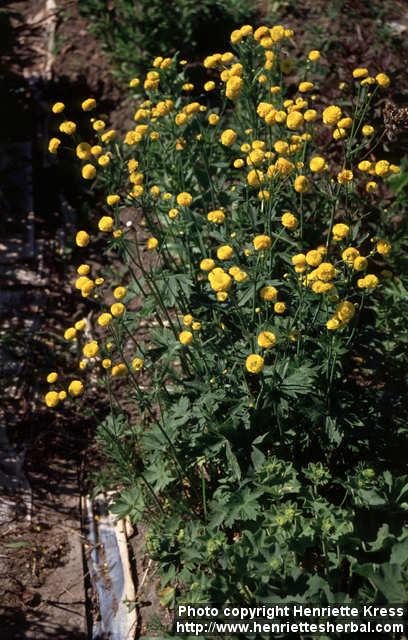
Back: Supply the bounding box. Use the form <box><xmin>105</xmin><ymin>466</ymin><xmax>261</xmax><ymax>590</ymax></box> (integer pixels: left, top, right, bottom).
<box><xmin>41</xmin><ymin>18</ymin><xmax>408</xmax><ymax>614</ymax></box>
<box><xmin>45</xmin><ymin>22</ymin><xmax>397</xmax><ymax>409</ymax></box>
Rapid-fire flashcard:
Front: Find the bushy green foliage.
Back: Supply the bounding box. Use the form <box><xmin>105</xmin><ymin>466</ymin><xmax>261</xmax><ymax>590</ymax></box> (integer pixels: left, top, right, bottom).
<box><xmin>79</xmin><ymin>0</ymin><xmax>255</xmax><ymax>77</ymax></box>
<box><xmin>48</xmin><ymin>22</ymin><xmax>408</xmax><ymax>631</ymax></box>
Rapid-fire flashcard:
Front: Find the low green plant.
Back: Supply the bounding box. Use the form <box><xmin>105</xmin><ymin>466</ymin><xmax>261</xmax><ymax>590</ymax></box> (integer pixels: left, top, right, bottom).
<box><xmin>79</xmin><ymin>0</ymin><xmax>255</xmax><ymax>78</ymax></box>
<box><xmin>46</xmin><ymin>22</ymin><xmax>408</xmax><ymax>630</ymax></box>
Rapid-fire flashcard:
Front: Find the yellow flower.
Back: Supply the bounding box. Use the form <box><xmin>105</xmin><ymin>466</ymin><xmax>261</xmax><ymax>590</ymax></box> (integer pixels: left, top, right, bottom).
<box><xmin>358</xmin><ymin>160</ymin><xmax>372</xmax><ymax>172</ymax></box>
<box><xmin>226</xmin><ymin>76</ymin><xmax>243</xmax><ymax>100</ymax></box>
<box><xmin>93</xmin><ymin>120</ymin><xmax>106</xmax><ymax>132</ymax></box>
<box><xmin>312</xmin><ymin>281</ymin><xmax>334</xmax><ymax>294</ymax></box>
<box><xmin>208</xmin><ymin>267</ymin><xmax>232</xmax><ymax>292</ymax></box>
<box><xmin>375</xmin><ymin>72</ymin><xmax>390</xmax><ymax>88</ymax></box>
<box><xmin>208</xmin><ymin>113</ymin><xmax>220</xmax><ymax>125</ymax></box>
<box><xmin>147</xmin><ymin>237</ymin><xmax>159</xmax><ymax>250</ymax></box>
<box><xmin>217</xmin><ymin>291</ymin><xmax>229</xmax><ymax>302</ymax></box>
<box><xmin>129</xmin><ymin>77</ymin><xmax>140</xmax><ymax>88</ymax></box>
<box><xmin>107</xmin><ymin>194</ymin><xmax>120</xmax><ymax>205</ymax></box>
<box><xmin>298</xmin><ymin>81</ymin><xmax>314</xmax><ymax>93</ymax></box>
<box><xmin>47</xmin><ymin>372</ymin><xmax>58</xmax><ymax>383</ymax></box>
<box><xmin>309</xmin><ymin>156</ymin><xmax>326</xmax><ymax>173</ymax></box>
<box><xmin>316</xmin><ymin>262</ymin><xmax>336</xmax><ymax>281</ymax></box>
<box><xmin>59</xmin><ymin>121</ymin><xmax>77</xmax><ymax>135</ymax></box>
<box><xmin>220</xmin><ymin>129</ymin><xmax>237</xmax><ymax>146</ymax></box>
<box><xmin>111</xmin><ymin>302</ymin><xmax>125</xmax><ymax>317</ymax></box>
<box><xmin>45</xmin><ymin>391</ymin><xmax>59</xmax><ymax>407</ymax></box>
<box><xmin>357</xmin><ymin>274</ymin><xmax>379</xmax><ymax>289</ymax></box>
<box><xmin>375</xmin><ymin>160</ymin><xmax>390</xmax><ymax>177</ymax></box>
<box><xmin>82</xmin><ymin>164</ymin><xmax>96</xmax><ymax>180</ymax></box>
<box><xmin>332</xmin><ymin>223</ymin><xmax>349</xmax><ymax>241</ymax></box>
<box><xmin>132</xmin><ymin>357</ymin><xmax>144</xmax><ymax>371</ymax></box>
<box><xmin>102</xmin><ymin>358</ymin><xmax>112</xmax><ymax>369</ymax></box>
<box><xmin>64</xmin><ymin>327</ymin><xmax>77</xmax><ymax>340</ymax></box>
<box><xmin>362</xmin><ymin>124</ymin><xmax>374</xmax><ymax>136</ymax></box>
<box><xmin>101</xmin><ymin>129</ymin><xmax>116</xmax><ymax>143</ymax></box>
<box><xmin>76</xmin><ymin>230</ymin><xmax>90</xmax><ymax>247</ymax></box>
<box><xmin>207</xmin><ymin>209</ymin><xmax>225</xmax><ymax>224</ymax></box>
<box><xmin>75</xmin><ymin>276</ymin><xmax>90</xmax><ymax>290</ymax></box>
<box><xmin>204</xmin><ymin>81</ymin><xmax>216</xmax><ymax>92</ymax></box>
<box><xmin>82</xmin><ymin>98</ymin><xmax>96</xmax><ymax>111</ymax></box>
<box><xmin>176</xmin><ymin>192</ymin><xmax>193</xmax><ymax>207</ymax></box>
<box><xmin>68</xmin><ymin>380</ymin><xmax>84</xmax><ymax>397</ymax></box>
<box><xmin>337</xmin><ymin>169</ymin><xmax>353</xmax><ymax>184</ymax></box>
<box><xmin>304</xmin><ymin>109</ymin><xmax>317</xmax><ymax>122</ymax></box>
<box><xmin>183</xmin><ymin>314</ymin><xmax>193</xmax><ymax>326</ymax></box>
<box><xmin>294</xmin><ymin>175</ymin><xmax>310</xmax><ymax>193</ymax></box>
<box><xmin>98</xmin><ymin>154</ymin><xmax>111</xmax><ymax>167</ymax></box>
<box><xmin>91</xmin><ymin>145</ymin><xmax>103</xmax><ymax>157</ymax></box>
<box><xmin>322</xmin><ymin>105</ymin><xmax>342</xmax><ymax>125</ymax></box>
<box><xmin>76</xmin><ymin>142</ymin><xmax>91</xmax><ymax>160</ymax></box>
<box><xmin>253</xmin><ymin>235</ymin><xmax>271</xmax><ymax>251</ymax></box>
<box><xmin>51</xmin><ymin>102</ymin><xmax>65</xmax><ymax>114</ymax></box>
<box><xmin>274</xmin><ymin>301</ymin><xmax>286</xmax><ymax>314</ymax></box>
<box><xmin>216</xmin><ymin>245</ymin><xmax>234</xmax><ymax>260</ymax></box>
<box><xmin>260</xmin><ymin>285</ymin><xmax>278</xmax><ymax>301</ymax></box>
<box><xmin>234</xmin><ymin>270</ymin><xmax>248</xmax><ymax>282</ymax></box>
<box><xmin>98</xmin><ymin>216</ymin><xmax>114</xmax><ymax>232</ymax></box>
<box><xmin>168</xmin><ymin>208</ymin><xmax>179</xmax><ymax>219</ymax></box>
<box><xmin>306</xmin><ymin>250</ymin><xmax>323</xmax><ymax>267</ymax></box>
<box><xmin>179</xmin><ymin>330</ymin><xmax>193</xmax><ymax>345</ymax></box>
<box><xmin>365</xmin><ymin>181</ymin><xmax>377</xmax><ymax>193</ymax></box>
<box><xmin>111</xmin><ymin>363</ymin><xmax>127</xmax><ymax>377</ymax></box>
<box><xmin>376</xmin><ymin>240</ymin><xmax>391</xmax><ymax>256</ymax></box>
<box><xmin>353</xmin><ymin>67</ymin><xmax>369</xmax><ymax>79</ymax></box>
<box><xmin>333</xmin><ymin>127</ymin><xmax>346</xmax><ymax>141</ymax></box>
<box><xmin>98</xmin><ymin>313</ymin><xmax>112</xmax><ymax>327</ymax></box>
<box><xmin>281</xmin><ymin>212</ymin><xmax>298</xmax><ymax>229</ymax></box>
<box><xmin>83</xmin><ymin>341</ymin><xmax>99</xmax><ymax>358</ymax></box>
<box><xmin>292</xmin><ymin>253</ymin><xmax>306</xmax><ymax>271</ymax></box>
<box><xmin>59</xmin><ymin>391</ymin><xmax>67</xmax><ymax>400</ymax></box>
<box><xmin>308</xmin><ymin>50</ymin><xmax>321</xmax><ymax>62</ymax></box>
<box><xmin>353</xmin><ymin>256</ymin><xmax>368</xmax><ymax>271</ymax></box>
<box><xmin>113</xmin><ymin>286</ymin><xmax>126</xmax><ymax>300</ymax></box>
<box><xmin>247</xmin><ymin>169</ymin><xmax>264</xmax><ymax>187</ymax></box>
<box><xmin>286</xmin><ymin>111</ymin><xmax>304</xmax><ymax>130</ymax></box>
<box><xmin>336</xmin><ymin>301</ymin><xmax>355</xmax><ymax>322</ymax></box>
<box><xmin>258</xmin><ymin>189</ymin><xmax>270</xmax><ymax>201</ymax></box>
<box><xmin>48</xmin><ymin>137</ymin><xmax>61</xmax><ymax>153</ymax></box>
<box><xmin>200</xmin><ymin>258</ymin><xmax>215</xmax><ymax>271</ymax></box>
<box><xmin>326</xmin><ymin>317</ymin><xmax>341</xmax><ymax>330</ymax></box>
<box><xmin>230</xmin><ymin>29</ymin><xmax>243</xmax><ymax>44</ymax></box>
<box><xmin>74</xmin><ymin>319</ymin><xmax>86</xmax><ymax>331</ymax></box>
<box><xmin>234</xmin><ymin>158</ymin><xmax>245</xmax><ymax>169</ymax></box>
<box><xmin>342</xmin><ymin>247</ymin><xmax>360</xmax><ymax>264</ymax></box>
<box><xmin>192</xmin><ymin>321</ymin><xmax>201</xmax><ymax>331</ymax></box>
<box><xmin>257</xmin><ymin>331</ymin><xmax>277</xmax><ymax>348</ymax></box>
<box><xmin>247</xmin><ymin>149</ymin><xmax>264</xmax><ymax>167</ymax></box>
<box><xmin>245</xmin><ymin>354</ymin><xmax>264</xmax><ymax>374</ymax></box>
<box><xmin>338</xmin><ymin>117</ymin><xmax>352</xmax><ymax>129</ymax></box>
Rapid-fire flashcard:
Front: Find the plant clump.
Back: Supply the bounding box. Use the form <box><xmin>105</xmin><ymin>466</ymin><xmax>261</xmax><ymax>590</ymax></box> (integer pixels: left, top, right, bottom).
<box><xmin>46</xmin><ymin>24</ymin><xmax>408</xmax><ymax>612</ymax></box>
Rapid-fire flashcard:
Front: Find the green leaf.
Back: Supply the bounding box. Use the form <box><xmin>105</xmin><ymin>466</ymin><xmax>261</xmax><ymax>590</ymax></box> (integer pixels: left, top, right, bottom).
<box><xmin>4</xmin><ymin>541</ymin><xmax>32</xmax><ymax>549</ymax></box>
<box><xmin>390</xmin><ymin>537</ymin><xmax>408</xmax><ymax>566</ymax></box>
<box><xmin>225</xmin><ymin>441</ymin><xmax>242</xmax><ymax>482</ymax></box>
<box><xmin>110</xmin><ymin>486</ymin><xmax>145</xmax><ymax>521</ymax></box>
<box><xmin>354</xmin><ymin>563</ymin><xmax>407</xmax><ymax>601</ymax></box>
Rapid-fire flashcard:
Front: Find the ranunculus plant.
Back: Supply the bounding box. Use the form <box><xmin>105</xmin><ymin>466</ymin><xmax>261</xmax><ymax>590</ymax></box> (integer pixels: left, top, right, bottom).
<box><xmin>46</xmin><ymin>23</ymin><xmax>408</xmax><ymax>612</ymax></box>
